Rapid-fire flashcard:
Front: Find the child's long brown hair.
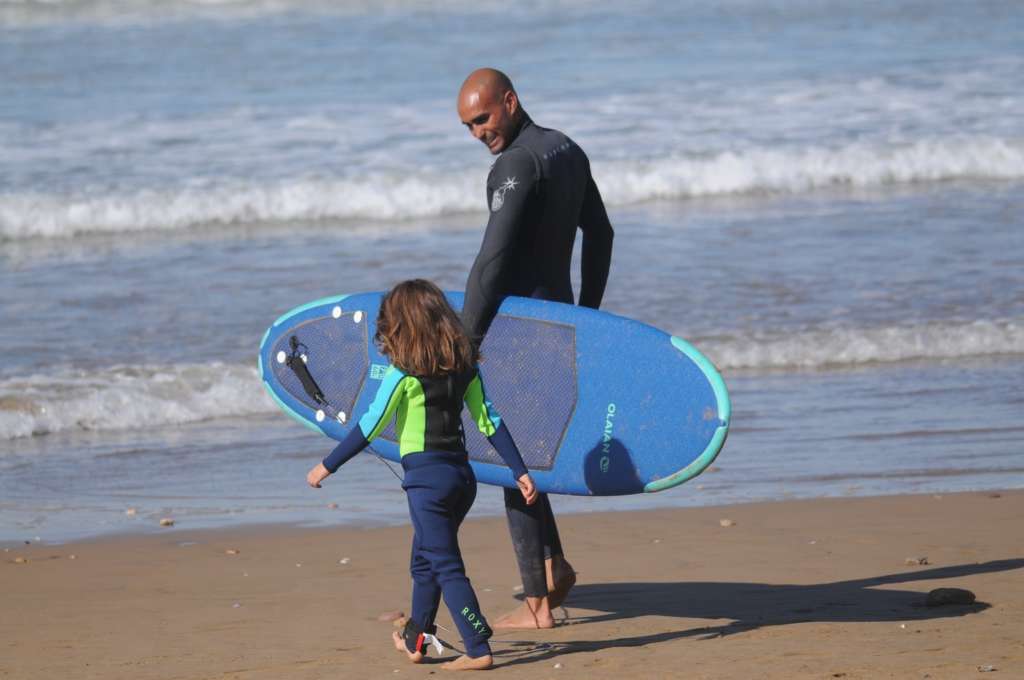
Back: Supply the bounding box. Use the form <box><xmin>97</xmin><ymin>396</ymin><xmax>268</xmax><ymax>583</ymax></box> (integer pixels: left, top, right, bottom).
<box><xmin>375</xmin><ymin>279</ymin><xmax>476</xmax><ymax>376</ymax></box>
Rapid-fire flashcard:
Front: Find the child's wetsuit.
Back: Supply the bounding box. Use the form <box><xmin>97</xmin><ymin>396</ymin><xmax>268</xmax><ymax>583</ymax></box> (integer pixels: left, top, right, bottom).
<box><xmin>322</xmin><ymin>365</ymin><xmax>527</xmax><ymax>659</ymax></box>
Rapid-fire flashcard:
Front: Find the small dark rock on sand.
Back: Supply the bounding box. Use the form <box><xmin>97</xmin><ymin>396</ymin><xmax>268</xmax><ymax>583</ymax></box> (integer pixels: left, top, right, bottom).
<box><xmin>926</xmin><ymin>588</ymin><xmax>976</xmax><ymax>607</ymax></box>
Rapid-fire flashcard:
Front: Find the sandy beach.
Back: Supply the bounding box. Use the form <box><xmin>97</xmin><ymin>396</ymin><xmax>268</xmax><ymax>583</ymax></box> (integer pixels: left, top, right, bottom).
<box><xmin>2</xmin><ymin>490</ymin><xmax>1022</xmax><ymax>679</ymax></box>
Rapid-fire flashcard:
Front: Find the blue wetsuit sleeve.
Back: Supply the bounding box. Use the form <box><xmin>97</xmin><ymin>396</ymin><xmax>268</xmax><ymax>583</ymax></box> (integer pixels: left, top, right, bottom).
<box><xmin>462</xmin><ymin>148</ymin><xmax>539</xmax><ymax>346</ymax></box>
<box><xmin>322</xmin><ymin>367</ymin><xmax>406</xmax><ymax>473</ymax></box>
<box><xmin>578</xmin><ymin>170</ymin><xmax>614</xmax><ymax>310</ymax></box>
<box><xmin>322</xmin><ymin>427</ymin><xmax>370</xmax><ymax>473</ymax></box>
<box><xmin>464</xmin><ymin>370</ymin><xmax>528</xmax><ymax>479</ymax></box>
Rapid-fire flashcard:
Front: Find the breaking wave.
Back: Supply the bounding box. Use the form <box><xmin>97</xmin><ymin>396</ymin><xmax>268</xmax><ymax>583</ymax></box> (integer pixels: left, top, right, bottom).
<box><xmin>0</xmin><ymin>362</ymin><xmax>275</xmax><ymax>441</ymax></box>
<box><xmin>3</xmin><ymin>318</ymin><xmax>1022</xmax><ymax>441</ymax></box>
<box><xmin>702</xmin><ymin>319</ymin><xmax>1024</xmax><ymax>371</ymax></box>
<box><xmin>2</xmin><ymin>136</ymin><xmax>1022</xmax><ymax>241</ymax></box>
<box><xmin>0</xmin><ymin>0</ymin><xmax>540</xmax><ymax>27</ymax></box>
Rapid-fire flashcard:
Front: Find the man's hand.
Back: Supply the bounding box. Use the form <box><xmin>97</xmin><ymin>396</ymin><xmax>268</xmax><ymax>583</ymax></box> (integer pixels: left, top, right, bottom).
<box><xmin>517</xmin><ymin>473</ymin><xmax>538</xmax><ymax>505</ymax></box>
<box><xmin>307</xmin><ymin>463</ymin><xmax>331</xmax><ymax>488</ymax></box>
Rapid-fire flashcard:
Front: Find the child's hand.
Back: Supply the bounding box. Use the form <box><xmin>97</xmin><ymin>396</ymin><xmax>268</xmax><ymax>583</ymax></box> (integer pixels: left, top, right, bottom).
<box><xmin>517</xmin><ymin>473</ymin><xmax>538</xmax><ymax>505</ymax></box>
<box><xmin>307</xmin><ymin>463</ymin><xmax>331</xmax><ymax>488</ymax></box>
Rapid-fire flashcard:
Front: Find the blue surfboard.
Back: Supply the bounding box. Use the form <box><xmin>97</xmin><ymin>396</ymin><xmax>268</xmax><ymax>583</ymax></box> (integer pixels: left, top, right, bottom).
<box><xmin>259</xmin><ymin>292</ymin><xmax>729</xmax><ymax>496</ymax></box>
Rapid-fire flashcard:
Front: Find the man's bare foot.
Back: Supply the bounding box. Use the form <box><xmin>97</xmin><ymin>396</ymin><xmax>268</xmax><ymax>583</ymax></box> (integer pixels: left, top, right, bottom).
<box><xmin>492</xmin><ymin>597</ymin><xmax>555</xmax><ymax>630</ymax></box>
<box><xmin>441</xmin><ymin>654</ymin><xmax>493</xmax><ymax>671</ymax></box>
<box><xmin>546</xmin><ymin>557</ymin><xmax>576</xmax><ymax>609</ymax></box>
<box><xmin>391</xmin><ymin>630</ymin><xmax>424</xmax><ymax>663</ymax></box>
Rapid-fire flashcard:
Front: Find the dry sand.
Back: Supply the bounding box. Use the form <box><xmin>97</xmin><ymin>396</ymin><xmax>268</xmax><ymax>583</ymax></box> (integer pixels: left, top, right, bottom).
<box><xmin>2</xmin><ymin>491</ymin><xmax>1022</xmax><ymax>679</ymax></box>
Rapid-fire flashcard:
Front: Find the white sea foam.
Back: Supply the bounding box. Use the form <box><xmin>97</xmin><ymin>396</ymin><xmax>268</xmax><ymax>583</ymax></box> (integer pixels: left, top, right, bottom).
<box><xmin>2</xmin><ymin>136</ymin><xmax>1021</xmax><ymax>240</ymax></box>
<box><xmin>0</xmin><ymin>172</ymin><xmax>481</xmax><ymax>240</ymax></box>
<box><xmin>0</xmin><ymin>0</ymin><xmax>542</xmax><ymax>27</ymax></box>
<box><xmin>701</xmin><ymin>319</ymin><xmax>1024</xmax><ymax>372</ymax></box>
<box><xmin>0</xmin><ymin>362</ymin><xmax>275</xmax><ymax>441</ymax></box>
<box><xmin>599</xmin><ymin>137</ymin><xmax>1024</xmax><ymax>204</ymax></box>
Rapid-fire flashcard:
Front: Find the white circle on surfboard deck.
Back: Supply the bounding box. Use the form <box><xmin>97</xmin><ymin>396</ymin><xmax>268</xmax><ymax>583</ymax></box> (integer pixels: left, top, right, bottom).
<box><xmin>332</xmin><ymin>306</ymin><xmax>342</xmax><ymax>319</ymax></box>
<box><xmin>276</xmin><ymin>351</ymin><xmax>287</xmax><ymax>364</ymax></box>
<box><xmin>315</xmin><ymin>410</ymin><xmax>325</xmax><ymax>422</ymax></box>
<box><xmin>353</xmin><ymin>311</ymin><xmax>363</xmax><ymax>323</ymax></box>
<box><xmin>301</xmin><ymin>354</ymin><xmax>308</xmax><ymax>364</ymax></box>
<box><xmin>337</xmin><ymin>411</ymin><xmax>347</xmax><ymax>424</ymax></box>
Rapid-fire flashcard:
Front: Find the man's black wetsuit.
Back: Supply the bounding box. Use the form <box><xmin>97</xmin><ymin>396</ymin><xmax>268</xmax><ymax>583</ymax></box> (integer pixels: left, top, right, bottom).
<box><xmin>462</xmin><ymin>114</ymin><xmax>614</xmax><ymax>598</ymax></box>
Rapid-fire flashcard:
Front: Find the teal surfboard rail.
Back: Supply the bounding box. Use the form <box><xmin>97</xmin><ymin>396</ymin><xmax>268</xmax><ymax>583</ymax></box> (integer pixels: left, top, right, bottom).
<box><xmin>263</xmin><ymin>379</ymin><xmax>324</xmax><ymax>434</ymax></box>
<box><xmin>273</xmin><ymin>294</ymin><xmax>350</xmax><ymax>328</ymax></box>
<box><xmin>643</xmin><ymin>336</ymin><xmax>731</xmax><ymax>493</ymax></box>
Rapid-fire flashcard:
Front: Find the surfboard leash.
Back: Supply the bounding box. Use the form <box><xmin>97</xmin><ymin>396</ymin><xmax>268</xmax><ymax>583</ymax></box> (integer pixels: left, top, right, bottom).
<box><xmin>285</xmin><ymin>334</ymin><xmax>405</xmax><ymax>484</ymax></box>
<box><xmin>371</xmin><ymin>451</ymin><xmax>405</xmax><ymax>483</ymax></box>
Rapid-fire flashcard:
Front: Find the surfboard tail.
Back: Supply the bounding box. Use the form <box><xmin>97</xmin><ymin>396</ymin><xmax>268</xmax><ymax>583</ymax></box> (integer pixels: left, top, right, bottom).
<box><xmin>643</xmin><ymin>337</ymin><xmax>731</xmax><ymax>493</ymax></box>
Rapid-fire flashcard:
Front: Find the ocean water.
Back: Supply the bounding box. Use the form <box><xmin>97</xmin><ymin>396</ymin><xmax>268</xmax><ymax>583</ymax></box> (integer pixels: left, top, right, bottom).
<box><xmin>2</xmin><ymin>0</ymin><xmax>1022</xmax><ymax>542</ymax></box>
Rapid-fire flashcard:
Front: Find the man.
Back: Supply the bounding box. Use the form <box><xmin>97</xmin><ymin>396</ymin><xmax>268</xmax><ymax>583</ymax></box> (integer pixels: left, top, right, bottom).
<box><xmin>457</xmin><ymin>68</ymin><xmax>615</xmax><ymax>629</ymax></box>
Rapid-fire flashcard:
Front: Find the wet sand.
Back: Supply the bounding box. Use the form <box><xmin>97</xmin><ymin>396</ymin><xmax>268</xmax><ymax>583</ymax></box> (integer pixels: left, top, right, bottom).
<box><xmin>2</xmin><ymin>491</ymin><xmax>1022</xmax><ymax>679</ymax></box>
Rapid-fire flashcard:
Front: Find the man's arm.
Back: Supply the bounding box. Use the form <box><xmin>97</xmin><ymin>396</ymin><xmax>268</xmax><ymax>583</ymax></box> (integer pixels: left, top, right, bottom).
<box><xmin>462</xmin><ymin>148</ymin><xmax>538</xmax><ymax>345</ymax></box>
<box><xmin>578</xmin><ymin>173</ymin><xmax>614</xmax><ymax>310</ymax></box>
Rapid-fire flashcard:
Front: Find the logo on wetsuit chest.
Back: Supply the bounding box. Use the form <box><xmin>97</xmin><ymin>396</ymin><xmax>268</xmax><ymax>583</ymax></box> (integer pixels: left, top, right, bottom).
<box><xmin>490</xmin><ymin>176</ymin><xmax>519</xmax><ymax>212</ymax></box>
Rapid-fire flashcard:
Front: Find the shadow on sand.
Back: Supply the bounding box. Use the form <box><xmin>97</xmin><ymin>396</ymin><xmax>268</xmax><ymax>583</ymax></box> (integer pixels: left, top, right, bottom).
<box><xmin>491</xmin><ymin>559</ymin><xmax>1023</xmax><ymax>667</ymax></box>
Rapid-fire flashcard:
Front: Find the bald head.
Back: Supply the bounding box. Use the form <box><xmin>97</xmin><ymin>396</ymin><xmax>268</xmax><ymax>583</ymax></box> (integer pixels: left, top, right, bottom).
<box><xmin>459</xmin><ymin>68</ymin><xmax>515</xmax><ymax>105</ymax></box>
<box><xmin>457</xmin><ymin>68</ymin><xmax>525</xmax><ymax>155</ymax></box>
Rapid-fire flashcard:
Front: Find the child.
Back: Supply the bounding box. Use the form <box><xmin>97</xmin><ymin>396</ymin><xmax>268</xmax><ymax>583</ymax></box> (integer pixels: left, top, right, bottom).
<box><xmin>306</xmin><ymin>279</ymin><xmax>537</xmax><ymax>671</ymax></box>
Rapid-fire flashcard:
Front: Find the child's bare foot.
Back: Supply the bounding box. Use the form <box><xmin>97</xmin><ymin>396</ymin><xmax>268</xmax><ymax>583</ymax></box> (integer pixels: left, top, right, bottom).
<box><xmin>441</xmin><ymin>654</ymin><xmax>493</xmax><ymax>671</ymax></box>
<box><xmin>391</xmin><ymin>630</ymin><xmax>424</xmax><ymax>663</ymax></box>
<box><xmin>492</xmin><ymin>597</ymin><xmax>555</xmax><ymax>630</ymax></box>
